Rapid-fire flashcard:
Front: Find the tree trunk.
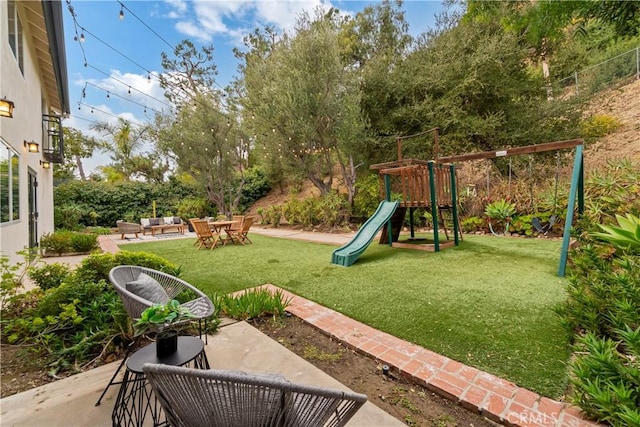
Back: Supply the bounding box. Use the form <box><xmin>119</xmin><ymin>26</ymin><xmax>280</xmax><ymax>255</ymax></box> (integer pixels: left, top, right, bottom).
<box><xmin>75</xmin><ymin>155</ymin><xmax>86</xmax><ymax>180</ymax></box>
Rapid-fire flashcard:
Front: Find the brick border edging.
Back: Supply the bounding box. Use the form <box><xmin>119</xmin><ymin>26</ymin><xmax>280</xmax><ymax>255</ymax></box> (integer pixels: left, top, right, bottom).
<box><xmin>254</xmin><ymin>285</ymin><xmax>597</xmax><ymax>427</ymax></box>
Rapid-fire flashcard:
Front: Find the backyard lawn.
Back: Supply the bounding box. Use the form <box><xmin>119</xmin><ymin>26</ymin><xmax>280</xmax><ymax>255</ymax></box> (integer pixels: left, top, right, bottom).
<box><xmin>124</xmin><ymin>233</ymin><xmax>569</xmax><ymax>398</ymax></box>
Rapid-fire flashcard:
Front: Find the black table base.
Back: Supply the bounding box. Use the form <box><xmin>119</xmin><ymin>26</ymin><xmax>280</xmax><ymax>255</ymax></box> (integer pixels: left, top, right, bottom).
<box><xmin>112</xmin><ymin>336</ymin><xmax>209</xmax><ymax>427</ymax></box>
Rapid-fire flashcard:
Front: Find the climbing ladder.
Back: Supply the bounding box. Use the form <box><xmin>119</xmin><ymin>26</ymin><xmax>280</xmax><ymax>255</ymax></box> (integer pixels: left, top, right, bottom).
<box><xmin>438</xmin><ymin>206</ymin><xmax>463</xmax><ymax>242</ymax></box>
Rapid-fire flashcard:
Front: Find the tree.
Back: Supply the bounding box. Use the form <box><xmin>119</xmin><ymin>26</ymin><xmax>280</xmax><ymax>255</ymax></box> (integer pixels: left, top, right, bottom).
<box><xmin>56</xmin><ymin>127</ymin><xmax>100</xmax><ymax>181</ymax></box>
<box><xmin>239</xmin><ymin>9</ymin><xmax>367</xmax><ymax>206</ymax></box>
<box><xmin>159</xmin><ymin>40</ymin><xmax>221</xmax><ymax>106</ymax></box>
<box><xmin>90</xmin><ymin>118</ymin><xmax>154</xmax><ymax>181</ymax></box>
<box><xmin>392</xmin><ymin>12</ymin><xmax>582</xmax><ymax>159</ymax></box>
<box><xmin>154</xmin><ymin>94</ymin><xmax>247</xmax><ymax>217</ymax></box>
<box><xmin>339</xmin><ymin>0</ymin><xmax>414</xmax><ymax>165</ymax></box>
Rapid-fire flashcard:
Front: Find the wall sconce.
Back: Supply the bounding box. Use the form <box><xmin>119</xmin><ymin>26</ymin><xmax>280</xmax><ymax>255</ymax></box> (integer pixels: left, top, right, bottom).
<box><xmin>40</xmin><ymin>160</ymin><xmax>51</xmax><ymax>169</ymax></box>
<box><xmin>0</xmin><ymin>97</ymin><xmax>15</xmax><ymax>118</ymax></box>
<box><xmin>24</xmin><ymin>140</ymin><xmax>39</xmax><ymax>153</ymax></box>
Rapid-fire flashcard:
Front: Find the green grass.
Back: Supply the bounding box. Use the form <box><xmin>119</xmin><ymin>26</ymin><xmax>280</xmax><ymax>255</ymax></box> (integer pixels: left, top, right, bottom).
<box><xmin>124</xmin><ymin>234</ymin><xmax>570</xmax><ymax>397</ymax></box>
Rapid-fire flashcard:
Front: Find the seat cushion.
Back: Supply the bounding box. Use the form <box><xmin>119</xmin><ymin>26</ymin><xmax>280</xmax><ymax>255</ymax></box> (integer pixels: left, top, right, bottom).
<box><xmin>126</xmin><ymin>272</ymin><xmax>170</xmax><ymax>304</ymax></box>
<box><xmin>149</xmin><ymin>218</ymin><xmax>161</xmax><ymax>226</ymax></box>
<box><xmin>173</xmin><ymin>217</ymin><xmax>182</xmax><ymax>225</ymax></box>
<box><xmin>163</xmin><ymin>216</ymin><xmax>174</xmax><ymax>225</ymax></box>
<box><xmin>140</xmin><ymin>218</ymin><xmax>150</xmax><ymax>228</ymax></box>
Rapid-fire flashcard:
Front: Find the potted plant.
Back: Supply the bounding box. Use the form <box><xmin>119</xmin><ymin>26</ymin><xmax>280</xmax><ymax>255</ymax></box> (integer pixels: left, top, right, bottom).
<box><xmin>134</xmin><ymin>300</ymin><xmax>195</xmax><ymax>357</ymax></box>
<box><xmin>485</xmin><ymin>199</ymin><xmax>516</xmax><ymax>236</ymax></box>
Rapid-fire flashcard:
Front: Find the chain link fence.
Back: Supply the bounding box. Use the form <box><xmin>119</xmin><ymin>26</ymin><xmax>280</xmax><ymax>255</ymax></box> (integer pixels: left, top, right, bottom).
<box><xmin>555</xmin><ymin>47</ymin><xmax>639</xmax><ymax>97</ymax></box>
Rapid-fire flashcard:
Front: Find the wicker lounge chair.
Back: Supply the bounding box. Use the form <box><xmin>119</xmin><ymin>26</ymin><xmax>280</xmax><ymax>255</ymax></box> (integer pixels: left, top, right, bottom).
<box><xmin>116</xmin><ymin>220</ymin><xmax>143</xmax><ymax>240</ymax></box>
<box><xmin>143</xmin><ymin>363</ymin><xmax>368</xmax><ymax>427</ymax></box>
<box><xmin>95</xmin><ymin>265</ymin><xmax>215</xmax><ymax>406</ymax></box>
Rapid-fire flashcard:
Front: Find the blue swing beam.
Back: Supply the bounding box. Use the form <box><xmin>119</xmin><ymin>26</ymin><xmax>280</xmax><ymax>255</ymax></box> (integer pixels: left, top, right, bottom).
<box><xmin>439</xmin><ymin>139</ymin><xmax>585</xmax><ymax>277</ymax></box>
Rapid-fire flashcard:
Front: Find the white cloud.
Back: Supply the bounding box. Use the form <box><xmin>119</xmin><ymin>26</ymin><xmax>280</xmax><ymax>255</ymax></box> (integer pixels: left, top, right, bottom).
<box><xmin>170</xmin><ymin>0</ymin><xmax>336</xmax><ymax>43</ymax></box>
<box><xmin>164</xmin><ymin>0</ymin><xmax>188</xmax><ymax>16</ymax></box>
<box><xmin>253</xmin><ymin>0</ymin><xmax>331</xmax><ymax>32</ymax></box>
<box><xmin>175</xmin><ymin>21</ymin><xmax>213</xmax><ymax>42</ymax></box>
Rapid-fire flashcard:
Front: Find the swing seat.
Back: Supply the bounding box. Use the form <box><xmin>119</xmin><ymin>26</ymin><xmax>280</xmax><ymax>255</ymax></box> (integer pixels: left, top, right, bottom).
<box><xmin>532</xmin><ymin>215</ymin><xmax>556</xmax><ymax>233</ymax></box>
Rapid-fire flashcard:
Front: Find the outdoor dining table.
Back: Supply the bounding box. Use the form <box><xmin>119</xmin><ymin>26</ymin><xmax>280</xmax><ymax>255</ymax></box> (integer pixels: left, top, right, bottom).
<box><xmin>208</xmin><ymin>220</ymin><xmax>239</xmax><ymax>245</ymax></box>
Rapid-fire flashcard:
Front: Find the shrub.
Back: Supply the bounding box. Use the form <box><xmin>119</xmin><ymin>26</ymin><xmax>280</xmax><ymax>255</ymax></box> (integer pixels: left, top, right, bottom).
<box><xmin>237</xmin><ymin>167</ymin><xmax>271</xmax><ymax>213</ymax></box>
<box><xmin>70</xmin><ymin>232</ymin><xmax>99</xmax><ymax>253</ymax></box>
<box><xmin>461</xmin><ymin>216</ymin><xmax>484</xmax><ymax>233</ymax></box>
<box><xmin>580</xmin><ymin>114</ymin><xmax>622</xmax><ymax>141</ymax></box>
<box><xmin>54</xmin><ymin>204</ymin><xmax>85</xmax><ymax>230</ymax></box>
<box><xmin>510</xmin><ymin>214</ymin><xmax>537</xmax><ymax>236</ymax></box>
<box><xmin>28</xmin><ymin>263</ymin><xmax>71</xmax><ymax>290</ymax></box>
<box><xmin>214</xmin><ymin>288</ymin><xmax>291</xmax><ymax>320</ymax></box>
<box><xmin>176</xmin><ymin>197</ymin><xmax>212</xmax><ymax>220</ymax></box>
<box><xmin>40</xmin><ymin>231</ymin><xmax>74</xmax><ymax>255</ymax></box>
<box><xmin>317</xmin><ymin>192</ymin><xmax>349</xmax><ymax>228</ymax></box>
<box><xmin>264</xmin><ymin>205</ymin><xmax>282</xmax><ymax>227</ymax></box>
<box><xmin>1</xmin><ymin>249</ymin><xmax>183</xmax><ymax>374</ymax></box>
<box><xmin>40</xmin><ymin>231</ymin><xmax>98</xmax><ymax>255</ymax></box>
<box><xmin>560</xmin><ymin>203</ymin><xmax>640</xmax><ymax>423</ymax></box>
<box><xmin>74</xmin><ymin>251</ymin><xmax>178</xmax><ymax>284</ymax></box>
<box><xmin>353</xmin><ymin>174</ymin><xmax>381</xmax><ymax>219</ymax></box>
<box><xmin>570</xmin><ymin>332</ymin><xmax>640</xmax><ymax>425</ymax></box>
<box><xmin>0</xmin><ymin>253</ymin><xmax>27</xmax><ymax>309</ymax></box>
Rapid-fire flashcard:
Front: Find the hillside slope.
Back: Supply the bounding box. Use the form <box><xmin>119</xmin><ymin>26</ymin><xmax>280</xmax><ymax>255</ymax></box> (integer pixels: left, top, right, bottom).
<box><xmin>583</xmin><ymin>78</ymin><xmax>640</xmax><ymax>171</ymax></box>
<box><xmin>249</xmin><ymin>79</ymin><xmax>639</xmax><ymax>214</ymax></box>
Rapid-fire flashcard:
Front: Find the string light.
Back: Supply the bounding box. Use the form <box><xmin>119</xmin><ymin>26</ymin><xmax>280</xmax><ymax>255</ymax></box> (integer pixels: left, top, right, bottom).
<box><xmin>119</xmin><ymin>5</ymin><xmax>124</xmax><ymax>20</ymax></box>
<box><xmin>80</xmin><ymin>31</ymin><xmax>85</xmax><ymax>42</ymax></box>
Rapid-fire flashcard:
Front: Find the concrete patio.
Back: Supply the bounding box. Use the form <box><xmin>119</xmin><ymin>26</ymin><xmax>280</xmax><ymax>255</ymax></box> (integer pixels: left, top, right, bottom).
<box><xmin>0</xmin><ymin>321</ymin><xmax>402</xmax><ymax>426</ymax></box>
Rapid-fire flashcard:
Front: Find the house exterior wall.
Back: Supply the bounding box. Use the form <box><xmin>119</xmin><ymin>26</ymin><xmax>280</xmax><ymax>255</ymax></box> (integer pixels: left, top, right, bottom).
<box><xmin>0</xmin><ymin>1</ymin><xmax>56</xmax><ymax>265</ymax></box>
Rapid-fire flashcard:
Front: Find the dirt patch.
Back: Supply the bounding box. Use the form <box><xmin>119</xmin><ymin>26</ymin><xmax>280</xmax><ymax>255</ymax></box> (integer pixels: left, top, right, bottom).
<box><xmin>253</xmin><ymin>315</ymin><xmax>495</xmax><ymax>427</ymax></box>
<box><xmin>0</xmin><ymin>345</ymin><xmax>67</xmax><ymax>398</ymax></box>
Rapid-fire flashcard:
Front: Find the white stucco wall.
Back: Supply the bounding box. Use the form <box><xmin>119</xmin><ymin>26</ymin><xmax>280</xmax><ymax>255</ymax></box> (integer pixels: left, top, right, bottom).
<box><xmin>0</xmin><ymin>1</ymin><xmax>56</xmax><ymax>265</ymax></box>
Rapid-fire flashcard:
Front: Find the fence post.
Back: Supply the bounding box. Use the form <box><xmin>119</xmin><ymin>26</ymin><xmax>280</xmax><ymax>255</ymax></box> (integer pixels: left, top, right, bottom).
<box><xmin>574</xmin><ymin>72</ymin><xmax>579</xmax><ymax>95</ymax></box>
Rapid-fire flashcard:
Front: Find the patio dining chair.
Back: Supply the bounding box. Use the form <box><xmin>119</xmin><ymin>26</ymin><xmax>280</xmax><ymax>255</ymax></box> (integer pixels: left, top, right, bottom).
<box><xmin>95</xmin><ymin>265</ymin><xmax>215</xmax><ymax>406</ymax></box>
<box><xmin>190</xmin><ymin>218</ymin><xmax>221</xmax><ymax>249</ymax></box>
<box><xmin>225</xmin><ymin>215</ymin><xmax>245</xmax><ymax>244</ymax></box>
<box><xmin>143</xmin><ymin>363</ymin><xmax>368</xmax><ymax>427</ymax></box>
<box><xmin>228</xmin><ymin>215</ymin><xmax>255</xmax><ymax>245</ymax></box>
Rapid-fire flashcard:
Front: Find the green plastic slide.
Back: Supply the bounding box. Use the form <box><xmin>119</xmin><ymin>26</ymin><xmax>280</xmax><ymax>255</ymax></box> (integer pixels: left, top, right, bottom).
<box><xmin>331</xmin><ymin>201</ymin><xmax>399</xmax><ymax>267</ymax></box>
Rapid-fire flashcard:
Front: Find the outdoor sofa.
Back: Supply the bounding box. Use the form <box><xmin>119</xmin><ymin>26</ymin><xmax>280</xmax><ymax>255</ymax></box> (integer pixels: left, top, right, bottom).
<box><xmin>141</xmin><ymin>217</ymin><xmax>186</xmax><ymax>237</ymax></box>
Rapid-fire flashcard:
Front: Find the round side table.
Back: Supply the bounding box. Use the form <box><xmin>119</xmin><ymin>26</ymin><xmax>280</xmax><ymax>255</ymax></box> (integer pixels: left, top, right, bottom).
<box><xmin>112</xmin><ymin>336</ymin><xmax>210</xmax><ymax>427</ymax></box>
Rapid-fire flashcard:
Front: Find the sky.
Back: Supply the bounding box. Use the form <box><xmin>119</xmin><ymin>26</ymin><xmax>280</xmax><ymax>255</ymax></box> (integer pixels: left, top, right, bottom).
<box><xmin>62</xmin><ymin>0</ymin><xmax>446</xmax><ymax>174</ymax></box>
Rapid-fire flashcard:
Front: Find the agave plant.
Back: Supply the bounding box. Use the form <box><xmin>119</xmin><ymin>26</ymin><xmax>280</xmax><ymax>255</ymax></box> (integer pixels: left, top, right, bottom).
<box><xmin>484</xmin><ymin>199</ymin><xmax>517</xmax><ymax>236</ymax></box>
<box><xmin>591</xmin><ymin>213</ymin><xmax>640</xmax><ymax>253</ymax></box>
<box><xmin>484</xmin><ymin>199</ymin><xmax>517</xmax><ymax>223</ymax></box>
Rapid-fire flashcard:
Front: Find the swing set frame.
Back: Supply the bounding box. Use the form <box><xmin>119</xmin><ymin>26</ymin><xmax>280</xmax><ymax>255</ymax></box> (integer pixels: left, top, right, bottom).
<box><xmin>439</xmin><ymin>138</ymin><xmax>585</xmax><ymax>277</ymax></box>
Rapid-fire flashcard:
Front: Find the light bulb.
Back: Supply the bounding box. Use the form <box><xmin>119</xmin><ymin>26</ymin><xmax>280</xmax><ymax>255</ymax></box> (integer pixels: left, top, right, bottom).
<box><xmin>119</xmin><ymin>7</ymin><xmax>124</xmax><ymax>20</ymax></box>
<box><xmin>80</xmin><ymin>32</ymin><xmax>85</xmax><ymax>42</ymax></box>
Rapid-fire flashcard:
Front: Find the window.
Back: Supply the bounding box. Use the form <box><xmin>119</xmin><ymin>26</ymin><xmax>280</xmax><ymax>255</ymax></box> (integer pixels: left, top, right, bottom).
<box><xmin>0</xmin><ymin>139</ymin><xmax>20</xmax><ymax>223</ymax></box>
<box><xmin>7</xmin><ymin>0</ymin><xmax>24</xmax><ymax>75</ymax></box>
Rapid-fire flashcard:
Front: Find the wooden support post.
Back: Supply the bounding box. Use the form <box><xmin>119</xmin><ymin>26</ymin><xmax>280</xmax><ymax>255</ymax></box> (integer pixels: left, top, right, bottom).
<box><xmin>449</xmin><ymin>163</ymin><xmax>460</xmax><ymax>246</ymax></box>
<box><xmin>410</xmin><ymin>207</ymin><xmax>415</xmax><ymax>239</ymax></box>
<box><xmin>427</xmin><ymin>162</ymin><xmax>440</xmax><ymax>252</ymax></box>
<box><xmin>385</xmin><ymin>174</ymin><xmax>393</xmax><ymax>246</ymax></box>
